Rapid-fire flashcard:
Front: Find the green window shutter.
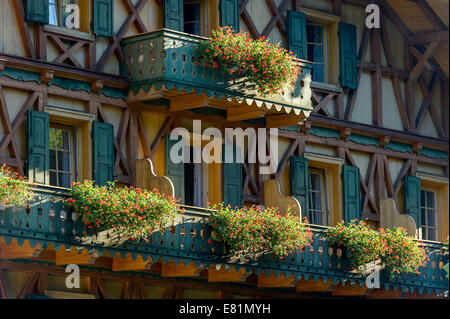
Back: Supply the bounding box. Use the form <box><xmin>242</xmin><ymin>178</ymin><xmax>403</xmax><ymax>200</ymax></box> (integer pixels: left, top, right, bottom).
<box><xmin>165</xmin><ymin>134</ymin><xmax>185</xmax><ymax>203</ymax></box>
<box><xmin>342</xmin><ymin>164</ymin><xmax>361</xmax><ymax>224</ymax></box>
<box><xmin>290</xmin><ymin>156</ymin><xmax>309</xmax><ymax>215</ymax></box>
<box><xmin>26</xmin><ymin>0</ymin><xmax>49</xmax><ymax>24</ymax></box>
<box><xmin>404</xmin><ymin>175</ymin><xmax>421</xmax><ymax>227</ymax></box>
<box><xmin>93</xmin><ymin>0</ymin><xmax>113</xmax><ymax>37</ymax></box>
<box><xmin>220</xmin><ymin>0</ymin><xmax>240</xmax><ymax>32</ymax></box>
<box><xmin>223</xmin><ymin>144</ymin><xmax>243</xmax><ymax>209</ymax></box>
<box><xmin>339</xmin><ymin>22</ymin><xmax>357</xmax><ymax>89</ymax></box>
<box><xmin>27</xmin><ymin>110</ymin><xmax>49</xmax><ymax>185</ymax></box>
<box><xmin>164</xmin><ymin>0</ymin><xmax>183</xmax><ymax>31</ymax></box>
<box><xmin>287</xmin><ymin>10</ymin><xmax>307</xmax><ymax>60</ymax></box>
<box><xmin>92</xmin><ymin>121</ymin><xmax>114</xmax><ymax>186</ymax></box>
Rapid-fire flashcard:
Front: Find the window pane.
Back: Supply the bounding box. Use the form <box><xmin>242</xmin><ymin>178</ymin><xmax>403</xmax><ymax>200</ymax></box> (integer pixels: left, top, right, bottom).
<box><xmin>427</xmin><ymin>191</ymin><xmax>435</xmax><ymax>209</ymax></box>
<box><xmin>307</xmin><ymin>44</ymin><xmax>324</xmax><ymax>64</ymax></box>
<box><xmin>50</xmin><ymin>171</ymin><xmax>57</xmax><ymax>186</ymax></box>
<box><xmin>310</xmin><ymin>173</ymin><xmax>321</xmax><ymax>191</ymax></box>
<box><xmin>313</xmin><ymin>211</ymin><xmax>323</xmax><ymax>226</ymax></box>
<box><xmin>184</xmin><ymin>23</ymin><xmax>201</xmax><ymax>36</ymax></box>
<box><xmin>184</xmin><ymin>3</ymin><xmax>200</xmax><ymax>21</ymax></box>
<box><xmin>421</xmin><ymin>208</ymin><xmax>427</xmax><ymax>226</ymax></box>
<box><xmin>49</xmin><ymin>127</ymin><xmax>55</xmax><ymax>148</ymax></box>
<box><xmin>61</xmin><ymin>130</ymin><xmax>70</xmax><ymax>151</ymax></box>
<box><xmin>428</xmin><ymin>210</ymin><xmax>436</xmax><ymax>227</ymax></box>
<box><xmin>58</xmin><ymin>173</ymin><xmax>71</xmax><ymax>188</ymax></box>
<box><xmin>307</xmin><ymin>24</ymin><xmax>323</xmax><ymax>43</ymax></box>
<box><xmin>428</xmin><ymin>228</ymin><xmax>436</xmax><ymax>241</ymax></box>
<box><xmin>55</xmin><ymin>129</ymin><xmax>63</xmax><ymax>149</ymax></box>
<box><xmin>312</xmin><ymin>63</ymin><xmax>325</xmax><ymax>82</ymax></box>
<box><xmin>312</xmin><ymin>193</ymin><xmax>322</xmax><ymax>210</ymax></box>
<box><xmin>49</xmin><ymin>1</ymin><xmax>58</xmax><ymax>26</ymax></box>
<box><xmin>421</xmin><ymin>190</ymin><xmax>426</xmax><ymax>207</ymax></box>
<box><xmin>50</xmin><ymin>150</ymin><xmax>57</xmax><ymax>170</ymax></box>
<box><xmin>58</xmin><ymin>151</ymin><xmax>71</xmax><ymax>172</ymax></box>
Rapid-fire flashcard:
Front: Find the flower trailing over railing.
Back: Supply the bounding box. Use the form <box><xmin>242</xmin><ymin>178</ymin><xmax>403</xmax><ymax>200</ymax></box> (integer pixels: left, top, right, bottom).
<box><xmin>195</xmin><ymin>26</ymin><xmax>301</xmax><ymax>97</ymax></box>
<box><xmin>381</xmin><ymin>227</ymin><xmax>429</xmax><ymax>276</ymax></box>
<box><xmin>326</xmin><ymin>220</ymin><xmax>428</xmax><ymax>276</ymax></box>
<box><xmin>65</xmin><ymin>181</ymin><xmax>178</xmax><ymax>242</ymax></box>
<box><xmin>206</xmin><ymin>204</ymin><xmax>313</xmax><ymax>261</ymax></box>
<box><xmin>326</xmin><ymin>220</ymin><xmax>386</xmax><ymax>274</ymax></box>
<box><xmin>0</xmin><ymin>164</ymin><xmax>34</xmax><ymax>209</ymax></box>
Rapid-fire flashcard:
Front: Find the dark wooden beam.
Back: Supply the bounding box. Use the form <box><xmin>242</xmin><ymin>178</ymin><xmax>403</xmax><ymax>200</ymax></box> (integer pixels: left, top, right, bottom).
<box><xmin>407</xmin><ymin>31</ymin><xmax>449</xmax><ymax>45</ymax></box>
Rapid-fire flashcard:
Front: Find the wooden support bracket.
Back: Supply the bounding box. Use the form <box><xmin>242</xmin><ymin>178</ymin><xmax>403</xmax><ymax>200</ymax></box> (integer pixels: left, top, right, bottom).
<box><xmin>257</xmin><ymin>272</ymin><xmax>297</xmax><ymax>288</ymax></box>
<box><xmin>170</xmin><ymin>94</ymin><xmax>210</xmax><ymax>112</ymax></box>
<box><xmin>55</xmin><ymin>247</ymin><xmax>100</xmax><ymax>265</ymax></box>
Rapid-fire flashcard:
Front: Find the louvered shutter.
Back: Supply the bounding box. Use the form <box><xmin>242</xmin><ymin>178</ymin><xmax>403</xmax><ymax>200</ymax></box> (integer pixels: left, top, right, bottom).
<box><xmin>164</xmin><ymin>0</ymin><xmax>184</xmax><ymax>31</ymax></box>
<box><xmin>165</xmin><ymin>134</ymin><xmax>185</xmax><ymax>203</ymax></box>
<box><xmin>223</xmin><ymin>144</ymin><xmax>243</xmax><ymax>208</ymax></box>
<box><xmin>404</xmin><ymin>175</ymin><xmax>421</xmax><ymax>227</ymax></box>
<box><xmin>92</xmin><ymin>121</ymin><xmax>114</xmax><ymax>186</ymax></box>
<box><xmin>290</xmin><ymin>156</ymin><xmax>309</xmax><ymax>215</ymax></box>
<box><xmin>26</xmin><ymin>0</ymin><xmax>49</xmax><ymax>24</ymax></box>
<box><xmin>93</xmin><ymin>0</ymin><xmax>114</xmax><ymax>37</ymax></box>
<box><xmin>220</xmin><ymin>0</ymin><xmax>240</xmax><ymax>32</ymax></box>
<box><xmin>27</xmin><ymin>110</ymin><xmax>49</xmax><ymax>185</ymax></box>
<box><xmin>343</xmin><ymin>164</ymin><xmax>361</xmax><ymax>224</ymax></box>
<box><xmin>287</xmin><ymin>10</ymin><xmax>307</xmax><ymax>60</ymax></box>
<box><xmin>340</xmin><ymin>22</ymin><xmax>357</xmax><ymax>89</ymax></box>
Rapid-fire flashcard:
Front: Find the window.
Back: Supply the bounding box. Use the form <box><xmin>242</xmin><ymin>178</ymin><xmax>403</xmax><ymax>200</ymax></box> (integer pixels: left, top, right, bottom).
<box><xmin>49</xmin><ymin>125</ymin><xmax>76</xmax><ymax>188</ymax></box>
<box><xmin>420</xmin><ymin>189</ymin><xmax>439</xmax><ymax>241</ymax></box>
<box><xmin>306</xmin><ymin>21</ymin><xmax>327</xmax><ymax>82</ymax></box>
<box><xmin>184</xmin><ymin>1</ymin><xmax>201</xmax><ymax>35</ymax></box>
<box><xmin>49</xmin><ymin>0</ymin><xmax>78</xmax><ymax>28</ymax></box>
<box><xmin>308</xmin><ymin>168</ymin><xmax>329</xmax><ymax>226</ymax></box>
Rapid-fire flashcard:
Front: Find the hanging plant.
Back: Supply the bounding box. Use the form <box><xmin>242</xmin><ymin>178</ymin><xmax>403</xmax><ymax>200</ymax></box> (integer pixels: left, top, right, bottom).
<box><xmin>195</xmin><ymin>26</ymin><xmax>301</xmax><ymax>97</ymax></box>
<box><xmin>326</xmin><ymin>220</ymin><xmax>386</xmax><ymax>274</ymax></box>
<box><xmin>0</xmin><ymin>164</ymin><xmax>34</xmax><ymax>209</ymax></box>
<box><xmin>65</xmin><ymin>181</ymin><xmax>179</xmax><ymax>242</ymax></box>
<box><xmin>207</xmin><ymin>203</ymin><xmax>313</xmax><ymax>261</ymax></box>
<box><xmin>326</xmin><ymin>220</ymin><xmax>428</xmax><ymax>276</ymax></box>
<box><xmin>380</xmin><ymin>227</ymin><xmax>428</xmax><ymax>276</ymax></box>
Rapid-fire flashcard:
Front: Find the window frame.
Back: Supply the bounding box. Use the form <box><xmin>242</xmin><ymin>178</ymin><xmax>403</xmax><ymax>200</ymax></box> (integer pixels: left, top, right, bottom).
<box><xmin>49</xmin><ymin>123</ymin><xmax>77</xmax><ymax>188</ymax></box>
<box><xmin>44</xmin><ymin>0</ymin><xmax>92</xmax><ymax>37</ymax></box>
<box><xmin>44</xmin><ymin>106</ymin><xmax>95</xmax><ymax>188</ymax></box>
<box><xmin>416</xmin><ymin>172</ymin><xmax>449</xmax><ymax>243</ymax></box>
<box><xmin>306</xmin><ymin>20</ymin><xmax>328</xmax><ymax>83</ymax></box>
<box><xmin>420</xmin><ymin>188</ymin><xmax>439</xmax><ymax>241</ymax></box>
<box><xmin>300</xmin><ymin>8</ymin><xmax>340</xmax><ymax>87</ymax></box>
<box><xmin>304</xmin><ymin>153</ymin><xmax>344</xmax><ymax>226</ymax></box>
<box><xmin>308</xmin><ymin>167</ymin><xmax>330</xmax><ymax>226</ymax></box>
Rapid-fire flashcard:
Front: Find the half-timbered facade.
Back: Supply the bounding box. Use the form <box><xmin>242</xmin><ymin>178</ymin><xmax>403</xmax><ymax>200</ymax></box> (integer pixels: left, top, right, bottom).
<box><xmin>0</xmin><ymin>0</ymin><xmax>448</xmax><ymax>299</ymax></box>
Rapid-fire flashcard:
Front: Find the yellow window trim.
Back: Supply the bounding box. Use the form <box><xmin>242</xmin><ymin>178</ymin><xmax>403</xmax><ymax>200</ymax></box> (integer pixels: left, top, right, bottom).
<box><xmin>45</xmin><ymin>106</ymin><xmax>95</xmax><ymax>184</ymax></box>
<box><xmin>300</xmin><ymin>8</ymin><xmax>340</xmax><ymax>86</ymax></box>
<box><xmin>417</xmin><ymin>172</ymin><xmax>449</xmax><ymax>242</ymax></box>
<box><xmin>304</xmin><ymin>153</ymin><xmax>344</xmax><ymax>226</ymax></box>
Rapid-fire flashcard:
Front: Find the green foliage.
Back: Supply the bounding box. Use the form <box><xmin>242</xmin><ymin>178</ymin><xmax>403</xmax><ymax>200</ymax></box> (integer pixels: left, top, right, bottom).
<box><xmin>0</xmin><ymin>165</ymin><xmax>34</xmax><ymax>209</ymax></box>
<box><xmin>207</xmin><ymin>204</ymin><xmax>313</xmax><ymax>260</ymax></box>
<box><xmin>195</xmin><ymin>26</ymin><xmax>301</xmax><ymax>97</ymax></box>
<box><xmin>381</xmin><ymin>227</ymin><xmax>428</xmax><ymax>276</ymax></box>
<box><xmin>326</xmin><ymin>220</ymin><xmax>386</xmax><ymax>273</ymax></box>
<box><xmin>326</xmin><ymin>220</ymin><xmax>428</xmax><ymax>276</ymax></box>
<box><xmin>65</xmin><ymin>181</ymin><xmax>179</xmax><ymax>241</ymax></box>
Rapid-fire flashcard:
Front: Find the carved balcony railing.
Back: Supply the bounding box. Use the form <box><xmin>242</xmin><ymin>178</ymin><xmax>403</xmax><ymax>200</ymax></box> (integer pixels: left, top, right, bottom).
<box><xmin>121</xmin><ymin>29</ymin><xmax>313</xmax><ymax>119</ymax></box>
<box><xmin>0</xmin><ymin>187</ymin><xmax>448</xmax><ymax>296</ymax></box>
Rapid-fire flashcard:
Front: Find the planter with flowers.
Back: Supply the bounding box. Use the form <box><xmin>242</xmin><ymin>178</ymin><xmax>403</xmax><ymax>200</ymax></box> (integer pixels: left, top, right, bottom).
<box><xmin>0</xmin><ymin>164</ymin><xmax>34</xmax><ymax>211</ymax></box>
<box><xmin>195</xmin><ymin>26</ymin><xmax>301</xmax><ymax>98</ymax></box>
<box><xmin>65</xmin><ymin>181</ymin><xmax>178</xmax><ymax>242</ymax></box>
<box><xmin>326</xmin><ymin>220</ymin><xmax>428</xmax><ymax>277</ymax></box>
<box><xmin>206</xmin><ymin>204</ymin><xmax>313</xmax><ymax>262</ymax></box>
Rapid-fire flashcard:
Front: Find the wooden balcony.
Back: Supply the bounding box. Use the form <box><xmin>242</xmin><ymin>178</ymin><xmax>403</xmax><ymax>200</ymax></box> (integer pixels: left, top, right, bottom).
<box><xmin>121</xmin><ymin>29</ymin><xmax>313</xmax><ymax>126</ymax></box>
<box><xmin>0</xmin><ymin>186</ymin><xmax>448</xmax><ymax>297</ymax></box>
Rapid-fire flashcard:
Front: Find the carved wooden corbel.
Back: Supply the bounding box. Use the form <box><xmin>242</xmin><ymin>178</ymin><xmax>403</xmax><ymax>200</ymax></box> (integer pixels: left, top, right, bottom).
<box><xmin>41</xmin><ymin>70</ymin><xmax>54</xmax><ymax>84</ymax></box>
<box><xmin>340</xmin><ymin>127</ymin><xmax>352</xmax><ymax>140</ymax></box>
<box><xmin>379</xmin><ymin>135</ymin><xmax>390</xmax><ymax>147</ymax></box>
<box><xmin>91</xmin><ymin>79</ymin><xmax>104</xmax><ymax>94</ymax></box>
<box><xmin>299</xmin><ymin>120</ymin><xmax>312</xmax><ymax>134</ymax></box>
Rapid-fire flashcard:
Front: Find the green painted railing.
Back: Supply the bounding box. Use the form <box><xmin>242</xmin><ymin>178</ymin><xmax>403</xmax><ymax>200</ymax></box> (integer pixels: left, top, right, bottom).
<box><xmin>121</xmin><ymin>29</ymin><xmax>313</xmax><ymax>115</ymax></box>
<box><xmin>0</xmin><ymin>187</ymin><xmax>448</xmax><ymax>296</ymax></box>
